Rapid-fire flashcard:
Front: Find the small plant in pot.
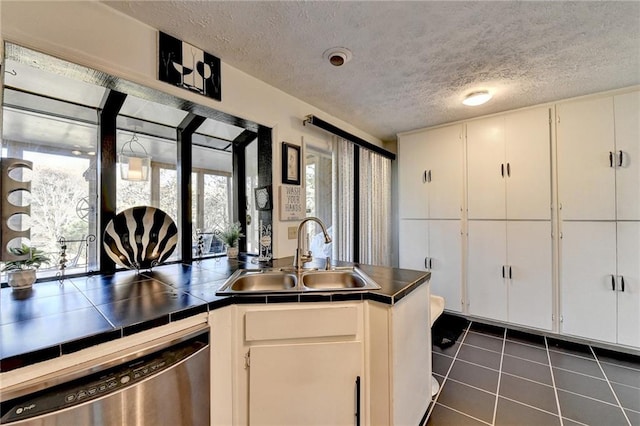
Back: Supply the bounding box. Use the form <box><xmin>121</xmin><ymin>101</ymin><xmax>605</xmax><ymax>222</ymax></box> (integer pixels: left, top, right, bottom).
<box><xmin>1</xmin><ymin>244</ymin><xmax>51</xmax><ymax>289</ymax></box>
<box><xmin>215</xmin><ymin>222</ymin><xmax>244</xmax><ymax>259</ymax></box>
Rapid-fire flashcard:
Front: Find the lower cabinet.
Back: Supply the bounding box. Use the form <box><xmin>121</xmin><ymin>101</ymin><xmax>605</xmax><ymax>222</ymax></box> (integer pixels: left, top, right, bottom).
<box><xmin>249</xmin><ymin>342</ymin><xmax>362</xmax><ymax>425</ymax></box>
<box><xmin>561</xmin><ymin>221</ymin><xmax>640</xmax><ymax>347</ymax></box>
<box><xmin>399</xmin><ymin>219</ymin><xmax>462</xmax><ymax>312</ymax></box>
<box><xmin>209</xmin><ymin>285</ymin><xmax>432</xmax><ymax>425</ymax></box>
<box><xmin>467</xmin><ymin>220</ymin><xmax>553</xmax><ymax>330</ymax></box>
<box><xmin>240</xmin><ymin>304</ymin><xmax>364</xmax><ymax>426</ymax></box>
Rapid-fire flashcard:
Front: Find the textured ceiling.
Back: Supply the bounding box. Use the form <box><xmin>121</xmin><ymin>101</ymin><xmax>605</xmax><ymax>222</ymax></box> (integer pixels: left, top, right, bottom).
<box><xmin>102</xmin><ymin>1</ymin><xmax>640</xmax><ymax>142</ymax></box>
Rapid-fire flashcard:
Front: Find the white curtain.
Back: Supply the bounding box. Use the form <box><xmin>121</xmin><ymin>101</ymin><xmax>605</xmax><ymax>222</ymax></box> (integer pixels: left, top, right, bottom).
<box><xmin>359</xmin><ymin>148</ymin><xmax>392</xmax><ymax>266</ymax></box>
<box><xmin>332</xmin><ymin>136</ymin><xmax>392</xmax><ymax>266</ymax></box>
<box><xmin>332</xmin><ymin>137</ymin><xmax>354</xmax><ymax>262</ymax></box>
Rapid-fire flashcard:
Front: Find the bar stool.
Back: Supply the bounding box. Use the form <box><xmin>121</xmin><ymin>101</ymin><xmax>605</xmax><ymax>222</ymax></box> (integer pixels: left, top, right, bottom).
<box><xmin>430</xmin><ymin>294</ymin><xmax>445</xmax><ymax>397</ymax></box>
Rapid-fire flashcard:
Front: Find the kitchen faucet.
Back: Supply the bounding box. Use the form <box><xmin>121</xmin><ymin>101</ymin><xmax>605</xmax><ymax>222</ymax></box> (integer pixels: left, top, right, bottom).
<box><xmin>293</xmin><ymin>217</ymin><xmax>332</xmax><ymax>271</ymax></box>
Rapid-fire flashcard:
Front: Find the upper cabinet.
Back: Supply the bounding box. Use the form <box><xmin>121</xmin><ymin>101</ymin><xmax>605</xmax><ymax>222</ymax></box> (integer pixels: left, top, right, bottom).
<box><xmin>398</xmin><ymin>124</ymin><xmax>463</xmax><ymax>219</ymax></box>
<box><xmin>467</xmin><ymin>107</ymin><xmax>552</xmax><ymax>220</ymax></box>
<box><xmin>557</xmin><ymin>90</ymin><xmax>640</xmax><ymax>221</ymax></box>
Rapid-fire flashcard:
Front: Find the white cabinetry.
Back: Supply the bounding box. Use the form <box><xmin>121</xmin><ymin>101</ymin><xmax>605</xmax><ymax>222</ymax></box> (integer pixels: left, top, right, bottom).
<box><xmin>236</xmin><ymin>304</ymin><xmax>364</xmax><ymax>426</ymax></box>
<box><xmin>398</xmin><ymin>124</ymin><xmax>463</xmax><ymax>312</ymax></box>
<box><xmin>467</xmin><ymin>221</ymin><xmax>552</xmax><ymax>330</ymax></box>
<box><xmin>368</xmin><ymin>283</ymin><xmax>431</xmax><ymax>426</ymax></box>
<box><xmin>560</xmin><ymin>221</ymin><xmax>640</xmax><ymax>347</ymax></box>
<box><xmin>398</xmin><ymin>124</ymin><xmax>463</xmax><ymax>219</ymax></box>
<box><xmin>398</xmin><ymin>220</ymin><xmax>462</xmax><ymax>312</ymax></box>
<box><xmin>467</xmin><ymin>107</ymin><xmax>551</xmax><ymax>220</ymax></box>
<box><xmin>466</xmin><ymin>106</ymin><xmax>552</xmax><ymax>330</ymax></box>
<box><xmin>558</xmin><ymin>90</ymin><xmax>640</xmax><ymax>348</ymax></box>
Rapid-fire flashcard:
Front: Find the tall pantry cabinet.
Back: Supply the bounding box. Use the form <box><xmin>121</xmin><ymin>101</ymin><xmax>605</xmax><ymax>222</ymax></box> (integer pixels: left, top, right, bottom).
<box><xmin>466</xmin><ymin>107</ymin><xmax>553</xmax><ymax>331</ymax></box>
<box><xmin>398</xmin><ymin>124</ymin><xmax>464</xmax><ymax>312</ymax></box>
<box><xmin>557</xmin><ymin>90</ymin><xmax>640</xmax><ymax>347</ymax></box>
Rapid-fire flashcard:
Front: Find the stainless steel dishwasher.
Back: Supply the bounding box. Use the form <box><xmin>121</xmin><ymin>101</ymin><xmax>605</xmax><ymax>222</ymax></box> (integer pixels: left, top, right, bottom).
<box><xmin>1</xmin><ymin>326</ymin><xmax>210</xmax><ymax>425</ymax></box>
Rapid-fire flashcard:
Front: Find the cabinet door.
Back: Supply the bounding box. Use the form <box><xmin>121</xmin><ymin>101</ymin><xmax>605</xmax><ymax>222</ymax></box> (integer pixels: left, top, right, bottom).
<box><xmin>467</xmin><ymin>220</ymin><xmax>507</xmax><ymax>321</ymax></box>
<box><xmin>398</xmin><ymin>220</ymin><xmax>428</xmax><ymax>271</ymax></box>
<box><xmin>614</xmin><ymin>91</ymin><xmax>640</xmax><ymax>221</ymax></box>
<box><xmin>429</xmin><ymin>220</ymin><xmax>462</xmax><ymax>312</ymax></box>
<box><xmin>617</xmin><ymin>221</ymin><xmax>640</xmax><ymax>347</ymax></box>
<box><xmin>506</xmin><ymin>221</ymin><xmax>553</xmax><ymax>330</ymax></box>
<box><xmin>557</xmin><ymin>97</ymin><xmax>616</xmax><ymax>220</ymax></box>
<box><xmin>249</xmin><ymin>341</ymin><xmax>362</xmax><ymax>426</ymax></box>
<box><xmin>505</xmin><ymin>107</ymin><xmax>552</xmax><ymax>220</ymax></box>
<box><xmin>467</xmin><ymin>117</ymin><xmax>507</xmax><ymax>219</ymax></box>
<box><xmin>398</xmin><ymin>132</ymin><xmax>429</xmax><ymax>219</ymax></box>
<box><xmin>427</xmin><ymin>124</ymin><xmax>464</xmax><ymax>219</ymax></box>
<box><xmin>560</xmin><ymin>221</ymin><xmax>617</xmax><ymax>343</ymax></box>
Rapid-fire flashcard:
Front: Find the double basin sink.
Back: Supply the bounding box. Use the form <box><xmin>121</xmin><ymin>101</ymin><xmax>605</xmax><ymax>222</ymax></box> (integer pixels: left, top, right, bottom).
<box><xmin>216</xmin><ymin>267</ymin><xmax>381</xmax><ymax>295</ymax></box>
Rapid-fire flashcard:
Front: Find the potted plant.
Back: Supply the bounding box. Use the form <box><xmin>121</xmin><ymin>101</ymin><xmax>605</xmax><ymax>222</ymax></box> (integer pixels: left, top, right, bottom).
<box><xmin>1</xmin><ymin>244</ymin><xmax>51</xmax><ymax>289</ymax></box>
<box><xmin>215</xmin><ymin>222</ymin><xmax>244</xmax><ymax>259</ymax></box>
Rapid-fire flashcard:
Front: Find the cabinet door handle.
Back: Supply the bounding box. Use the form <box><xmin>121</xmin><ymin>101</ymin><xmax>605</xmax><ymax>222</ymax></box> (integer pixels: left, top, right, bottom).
<box><xmin>609</xmin><ymin>151</ymin><xmax>614</xmax><ymax>168</ymax></box>
<box><xmin>611</xmin><ymin>275</ymin><xmax>616</xmax><ymax>291</ymax></box>
<box><xmin>424</xmin><ymin>257</ymin><xmax>429</xmax><ymax>269</ymax></box>
<box><xmin>507</xmin><ymin>163</ymin><xmax>511</xmax><ymax>177</ymax></box>
<box><xmin>621</xmin><ymin>276</ymin><xmax>625</xmax><ymax>292</ymax></box>
<box><xmin>355</xmin><ymin>376</ymin><xmax>361</xmax><ymax>426</ymax></box>
<box><xmin>501</xmin><ymin>163</ymin><xmax>505</xmax><ymax>177</ymax></box>
<box><xmin>428</xmin><ymin>170</ymin><xmax>432</xmax><ymax>182</ymax></box>
<box><xmin>502</xmin><ymin>266</ymin><xmax>506</xmax><ymax>278</ymax></box>
<box><xmin>429</xmin><ymin>258</ymin><xmax>433</xmax><ymax>269</ymax></box>
<box><xmin>509</xmin><ymin>266</ymin><xmax>512</xmax><ymax>279</ymax></box>
<box><xmin>422</xmin><ymin>170</ymin><xmax>428</xmax><ymax>183</ymax></box>
<box><xmin>618</xmin><ymin>151</ymin><xmax>624</xmax><ymax>167</ymax></box>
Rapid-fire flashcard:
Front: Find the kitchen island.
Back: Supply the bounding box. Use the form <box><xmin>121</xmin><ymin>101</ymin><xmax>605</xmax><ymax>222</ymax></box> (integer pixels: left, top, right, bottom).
<box><xmin>1</xmin><ymin>257</ymin><xmax>431</xmax><ymax>425</ymax></box>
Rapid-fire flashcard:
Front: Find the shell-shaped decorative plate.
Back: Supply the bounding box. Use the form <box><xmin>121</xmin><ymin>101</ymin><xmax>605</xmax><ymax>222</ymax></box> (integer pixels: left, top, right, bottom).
<box><xmin>103</xmin><ymin>206</ymin><xmax>178</xmax><ymax>270</ymax></box>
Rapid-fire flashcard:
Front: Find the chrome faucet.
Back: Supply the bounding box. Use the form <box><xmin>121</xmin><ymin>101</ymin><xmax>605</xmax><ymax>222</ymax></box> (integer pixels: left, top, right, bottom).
<box><xmin>293</xmin><ymin>217</ymin><xmax>332</xmax><ymax>271</ymax></box>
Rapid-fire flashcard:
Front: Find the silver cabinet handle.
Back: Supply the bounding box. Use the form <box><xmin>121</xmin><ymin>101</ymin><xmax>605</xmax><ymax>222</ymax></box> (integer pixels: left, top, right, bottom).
<box><xmin>507</xmin><ymin>163</ymin><xmax>511</xmax><ymax>177</ymax></box>
<box><xmin>611</xmin><ymin>275</ymin><xmax>616</xmax><ymax>291</ymax></box>
<box><xmin>620</xmin><ymin>276</ymin><xmax>625</xmax><ymax>292</ymax></box>
<box><xmin>422</xmin><ymin>170</ymin><xmax>428</xmax><ymax>183</ymax></box>
<box><xmin>618</xmin><ymin>151</ymin><xmax>624</xmax><ymax>167</ymax></box>
<box><xmin>428</xmin><ymin>170</ymin><xmax>432</xmax><ymax>182</ymax></box>
<box><xmin>424</xmin><ymin>257</ymin><xmax>429</xmax><ymax>269</ymax></box>
<box><xmin>609</xmin><ymin>151</ymin><xmax>614</xmax><ymax>168</ymax></box>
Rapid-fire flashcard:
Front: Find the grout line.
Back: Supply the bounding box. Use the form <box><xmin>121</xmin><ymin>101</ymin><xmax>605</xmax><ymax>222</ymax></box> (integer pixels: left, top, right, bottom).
<box><xmin>557</xmin><ymin>387</ymin><xmax>628</xmax><ymax>408</ymax></box>
<box><xmin>433</xmin><ymin>402</ymin><xmax>492</xmax><ymax>426</ymax></box>
<box><xmin>547</xmin><ymin>346</ymin><xmax>596</xmax><ymax>362</ymax></box>
<box><xmin>499</xmin><ymin>394</ymin><xmax>563</xmax><ymax>418</ymax></box>
<box><xmin>491</xmin><ymin>327</ymin><xmax>507</xmax><ymax>426</ymax></box>
<box><xmin>501</xmin><ymin>350</ymin><xmax>550</xmax><ymax>367</ymax></box>
<box><xmin>596</xmin><ymin>357</ymin><xmax>640</xmax><ymax>373</ymax></box>
<box><xmin>590</xmin><ymin>345</ymin><xmax>632</xmax><ymax>426</ymax></box>
<box><xmin>551</xmin><ymin>364</ymin><xmax>608</xmax><ymax>381</ymax></box>
<box><xmin>453</xmin><ymin>356</ymin><xmax>501</xmax><ymax>374</ymax></box>
<box><xmin>443</xmin><ymin>376</ymin><xmax>500</xmax><ymax>397</ymax></box>
<box><xmin>462</xmin><ymin>341</ymin><xmax>503</xmax><ymax>356</ymax></box>
<box><xmin>425</xmin><ymin>321</ymin><xmax>472</xmax><ymax>423</ymax></box>
<box><xmin>545</xmin><ymin>336</ymin><xmax>564</xmax><ymax>426</ymax></box>
<box><xmin>500</xmin><ymin>371</ymin><xmax>555</xmax><ymax>389</ymax></box>
<box><xmin>561</xmin><ymin>415</ymin><xmax>590</xmax><ymax>426</ymax></box>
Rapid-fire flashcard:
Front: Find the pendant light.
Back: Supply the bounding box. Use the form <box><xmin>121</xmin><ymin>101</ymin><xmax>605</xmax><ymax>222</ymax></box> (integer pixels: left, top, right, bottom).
<box><xmin>119</xmin><ymin>133</ymin><xmax>151</xmax><ymax>181</ymax></box>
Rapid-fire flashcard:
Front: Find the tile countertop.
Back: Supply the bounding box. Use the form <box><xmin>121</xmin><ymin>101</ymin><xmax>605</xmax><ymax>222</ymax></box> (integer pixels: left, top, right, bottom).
<box><xmin>0</xmin><ymin>257</ymin><xmax>430</xmax><ymax>373</ymax></box>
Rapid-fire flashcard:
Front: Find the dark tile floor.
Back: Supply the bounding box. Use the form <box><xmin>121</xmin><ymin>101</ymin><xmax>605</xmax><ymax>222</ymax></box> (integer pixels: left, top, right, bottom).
<box><xmin>427</xmin><ymin>317</ymin><xmax>640</xmax><ymax>426</ymax></box>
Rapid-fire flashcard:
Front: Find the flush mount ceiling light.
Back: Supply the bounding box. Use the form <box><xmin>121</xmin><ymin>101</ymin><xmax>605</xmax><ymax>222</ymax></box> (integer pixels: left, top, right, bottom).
<box><xmin>119</xmin><ymin>133</ymin><xmax>151</xmax><ymax>181</ymax></box>
<box><xmin>323</xmin><ymin>47</ymin><xmax>353</xmax><ymax>67</ymax></box>
<box><xmin>463</xmin><ymin>90</ymin><xmax>492</xmax><ymax>106</ymax></box>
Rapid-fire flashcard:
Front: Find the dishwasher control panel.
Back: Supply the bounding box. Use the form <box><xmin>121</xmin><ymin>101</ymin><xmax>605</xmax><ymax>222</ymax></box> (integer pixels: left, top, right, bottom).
<box><xmin>1</xmin><ymin>332</ymin><xmax>208</xmax><ymax>424</ymax></box>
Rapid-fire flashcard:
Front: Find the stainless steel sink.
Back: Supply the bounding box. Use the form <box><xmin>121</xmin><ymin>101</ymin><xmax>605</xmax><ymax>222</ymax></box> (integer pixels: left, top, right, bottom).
<box><xmin>302</xmin><ymin>269</ymin><xmax>381</xmax><ymax>291</ymax></box>
<box><xmin>216</xmin><ymin>267</ymin><xmax>380</xmax><ymax>295</ymax></box>
<box><xmin>217</xmin><ymin>270</ymin><xmax>297</xmax><ymax>294</ymax></box>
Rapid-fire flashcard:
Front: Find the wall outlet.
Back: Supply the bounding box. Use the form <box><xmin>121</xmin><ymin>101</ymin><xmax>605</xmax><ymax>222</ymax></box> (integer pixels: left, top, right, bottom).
<box><xmin>288</xmin><ymin>226</ymin><xmax>297</xmax><ymax>239</ymax></box>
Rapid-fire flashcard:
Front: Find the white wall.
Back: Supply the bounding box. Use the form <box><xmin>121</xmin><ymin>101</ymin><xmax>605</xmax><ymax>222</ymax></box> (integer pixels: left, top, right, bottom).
<box><xmin>0</xmin><ymin>1</ymin><xmax>385</xmax><ymax>259</ymax></box>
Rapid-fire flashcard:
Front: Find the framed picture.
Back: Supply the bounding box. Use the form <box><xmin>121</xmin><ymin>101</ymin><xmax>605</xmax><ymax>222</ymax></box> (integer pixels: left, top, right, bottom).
<box><xmin>158</xmin><ymin>31</ymin><xmax>221</xmax><ymax>101</ymax></box>
<box><xmin>282</xmin><ymin>142</ymin><xmax>301</xmax><ymax>185</ymax></box>
<box><xmin>254</xmin><ymin>185</ymin><xmax>272</xmax><ymax>211</ymax></box>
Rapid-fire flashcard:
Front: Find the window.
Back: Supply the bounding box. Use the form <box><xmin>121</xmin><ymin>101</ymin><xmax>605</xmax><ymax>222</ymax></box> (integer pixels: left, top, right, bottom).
<box><xmin>305</xmin><ymin>144</ymin><xmax>333</xmax><ymax>259</ymax></box>
<box><xmin>1</xmin><ymin>44</ymin><xmax>266</xmax><ymax>282</ymax></box>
